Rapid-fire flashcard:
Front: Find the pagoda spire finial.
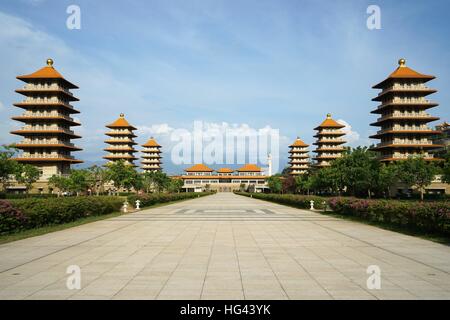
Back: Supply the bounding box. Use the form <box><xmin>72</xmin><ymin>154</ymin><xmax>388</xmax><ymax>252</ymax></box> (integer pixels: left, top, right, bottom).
<box><xmin>398</xmin><ymin>58</ymin><xmax>406</xmax><ymax>67</ymax></box>
<box><xmin>46</xmin><ymin>58</ymin><xmax>54</xmax><ymax>67</ymax></box>
<box><xmin>119</xmin><ymin>113</ymin><xmax>124</xmax><ymax>118</ymax></box>
<box><xmin>326</xmin><ymin>113</ymin><xmax>331</xmax><ymax>119</ymax></box>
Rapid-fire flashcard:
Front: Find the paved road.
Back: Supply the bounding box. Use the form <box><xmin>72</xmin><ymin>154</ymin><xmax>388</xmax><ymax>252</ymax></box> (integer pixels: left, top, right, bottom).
<box><xmin>0</xmin><ymin>193</ymin><xmax>449</xmax><ymax>300</ymax></box>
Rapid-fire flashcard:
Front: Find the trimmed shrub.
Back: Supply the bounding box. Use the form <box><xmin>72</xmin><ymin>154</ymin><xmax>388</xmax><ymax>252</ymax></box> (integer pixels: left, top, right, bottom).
<box><xmin>234</xmin><ymin>192</ymin><xmax>328</xmax><ymax>210</ymax></box>
<box><xmin>0</xmin><ymin>200</ymin><xmax>28</xmax><ymax>235</ymax></box>
<box><xmin>8</xmin><ymin>196</ymin><xmax>123</xmax><ymax>230</ymax></box>
<box><xmin>328</xmin><ymin>197</ymin><xmax>450</xmax><ymax>235</ymax></box>
<box><xmin>128</xmin><ymin>192</ymin><xmax>213</xmax><ymax>208</ymax></box>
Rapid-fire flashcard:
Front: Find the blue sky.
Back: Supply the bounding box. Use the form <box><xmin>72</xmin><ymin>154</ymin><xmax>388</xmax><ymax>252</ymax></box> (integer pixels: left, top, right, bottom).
<box><xmin>0</xmin><ymin>0</ymin><xmax>449</xmax><ymax>174</ymax></box>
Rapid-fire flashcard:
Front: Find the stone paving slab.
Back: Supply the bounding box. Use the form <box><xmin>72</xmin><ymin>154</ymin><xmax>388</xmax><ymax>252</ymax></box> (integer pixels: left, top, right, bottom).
<box><xmin>0</xmin><ymin>193</ymin><xmax>449</xmax><ymax>300</ymax></box>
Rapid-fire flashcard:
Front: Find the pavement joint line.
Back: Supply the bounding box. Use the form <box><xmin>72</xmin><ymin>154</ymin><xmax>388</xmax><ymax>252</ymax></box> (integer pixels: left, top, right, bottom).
<box><xmin>231</xmin><ymin>221</ymin><xmax>246</xmax><ymax>300</ymax></box>
<box><xmin>199</xmin><ymin>224</ymin><xmax>218</xmax><ymax>299</ymax></box>
<box><xmin>0</xmin><ymin>220</ymin><xmax>140</xmax><ymax>275</ymax></box>
<box><xmin>311</xmin><ymin>220</ymin><xmax>450</xmax><ymax>276</ymax></box>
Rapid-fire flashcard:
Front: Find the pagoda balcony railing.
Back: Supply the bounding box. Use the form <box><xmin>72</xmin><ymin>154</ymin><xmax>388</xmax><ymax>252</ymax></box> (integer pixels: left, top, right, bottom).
<box><xmin>290</xmin><ymin>161</ymin><xmax>309</xmax><ymax>164</ymax></box>
<box><xmin>21</xmin><ymin>154</ymin><xmax>75</xmax><ymax>159</ymax></box>
<box><xmin>21</xmin><ymin>112</ymin><xmax>74</xmax><ymax>121</ymax></box>
<box><xmin>379</xmin><ymin>84</ymin><xmax>428</xmax><ymax>95</ymax></box>
<box><xmin>377</xmin><ymin>112</ymin><xmax>430</xmax><ymax>121</ymax></box>
<box><xmin>106</xmin><ymin>138</ymin><xmax>134</xmax><ymax>142</ymax></box>
<box><xmin>108</xmin><ymin>153</ymin><xmax>134</xmax><ymax>157</ymax></box>
<box><xmin>377</xmin><ymin>98</ymin><xmax>434</xmax><ymax>108</ymax></box>
<box><xmin>23</xmin><ymin>84</ymin><xmax>73</xmax><ymax>96</ymax></box>
<box><xmin>107</xmin><ymin>147</ymin><xmax>135</xmax><ymax>150</ymax></box>
<box><xmin>377</xmin><ymin>140</ymin><xmax>432</xmax><ymax>147</ymax></box>
<box><xmin>291</xmin><ymin>165</ymin><xmax>309</xmax><ymax>168</ymax></box>
<box><xmin>317</xmin><ymin>139</ymin><xmax>345</xmax><ymax>143</ymax></box>
<box><xmin>316</xmin><ymin>146</ymin><xmax>344</xmax><ymax>150</ymax></box>
<box><xmin>106</xmin><ymin>130</ymin><xmax>134</xmax><ymax>135</ymax></box>
<box><xmin>142</xmin><ymin>153</ymin><xmax>160</xmax><ymax>156</ymax></box>
<box><xmin>316</xmin><ymin>153</ymin><xmax>342</xmax><ymax>157</ymax></box>
<box><xmin>22</xmin><ymin>126</ymin><xmax>75</xmax><ymax>135</ymax></box>
<box><xmin>376</xmin><ymin>126</ymin><xmax>430</xmax><ymax>134</ymax></box>
<box><xmin>21</xmin><ymin>99</ymin><xmax>74</xmax><ymax>109</ymax></box>
<box><xmin>290</xmin><ymin>148</ymin><xmax>308</xmax><ymax>152</ymax></box>
<box><xmin>380</xmin><ymin>153</ymin><xmax>432</xmax><ymax>160</ymax></box>
<box><xmin>319</xmin><ymin>129</ymin><xmax>344</xmax><ymax>134</ymax></box>
<box><xmin>20</xmin><ymin>140</ymin><xmax>75</xmax><ymax>147</ymax></box>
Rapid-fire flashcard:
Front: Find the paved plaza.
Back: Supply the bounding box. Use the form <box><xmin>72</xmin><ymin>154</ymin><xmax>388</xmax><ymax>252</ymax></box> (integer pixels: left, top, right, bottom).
<box><xmin>0</xmin><ymin>193</ymin><xmax>449</xmax><ymax>300</ymax></box>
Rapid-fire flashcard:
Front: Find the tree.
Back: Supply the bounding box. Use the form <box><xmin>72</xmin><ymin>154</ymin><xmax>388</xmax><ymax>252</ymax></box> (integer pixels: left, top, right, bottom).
<box><xmin>168</xmin><ymin>178</ymin><xmax>183</xmax><ymax>193</ymax></box>
<box><xmin>376</xmin><ymin>163</ymin><xmax>399</xmax><ymax>198</ymax></box>
<box><xmin>14</xmin><ymin>164</ymin><xmax>40</xmax><ymax>194</ymax></box>
<box><xmin>106</xmin><ymin>160</ymin><xmax>141</xmax><ymax>192</ymax></box>
<box><xmin>282</xmin><ymin>175</ymin><xmax>296</xmax><ymax>193</ymax></box>
<box><xmin>0</xmin><ymin>145</ymin><xmax>20</xmax><ymax>192</ymax></box>
<box><xmin>267</xmin><ymin>175</ymin><xmax>282</xmax><ymax>193</ymax></box>
<box><xmin>441</xmin><ymin>150</ymin><xmax>450</xmax><ymax>184</ymax></box>
<box><xmin>67</xmin><ymin>169</ymin><xmax>90</xmax><ymax>195</ymax></box>
<box><xmin>332</xmin><ymin>147</ymin><xmax>380</xmax><ymax>198</ymax></box>
<box><xmin>151</xmin><ymin>171</ymin><xmax>170</xmax><ymax>192</ymax></box>
<box><xmin>48</xmin><ymin>175</ymin><xmax>70</xmax><ymax>196</ymax></box>
<box><xmin>294</xmin><ymin>174</ymin><xmax>312</xmax><ymax>195</ymax></box>
<box><xmin>397</xmin><ymin>157</ymin><xmax>437</xmax><ymax>201</ymax></box>
<box><xmin>86</xmin><ymin>165</ymin><xmax>108</xmax><ymax>195</ymax></box>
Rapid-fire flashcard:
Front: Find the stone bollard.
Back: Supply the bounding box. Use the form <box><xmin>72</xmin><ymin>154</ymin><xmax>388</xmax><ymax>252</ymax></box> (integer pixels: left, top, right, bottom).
<box><xmin>310</xmin><ymin>200</ymin><xmax>315</xmax><ymax>210</ymax></box>
<box><xmin>135</xmin><ymin>200</ymin><xmax>141</xmax><ymax>210</ymax></box>
<box><xmin>322</xmin><ymin>201</ymin><xmax>327</xmax><ymax>212</ymax></box>
<box><xmin>122</xmin><ymin>201</ymin><xmax>129</xmax><ymax>213</ymax></box>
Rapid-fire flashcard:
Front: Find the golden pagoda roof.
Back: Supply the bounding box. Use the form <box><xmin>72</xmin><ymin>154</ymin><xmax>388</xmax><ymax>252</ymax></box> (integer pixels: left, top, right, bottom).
<box><xmin>185</xmin><ymin>164</ymin><xmax>214</xmax><ymax>172</ymax></box>
<box><xmin>17</xmin><ymin>59</ymin><xmax>79</xmax><ymax>89</ymax></box>
<box><xmin>237</xmin><ymin>164</ymin><xmax>262</xmax><ymax>172</ymax></box>
<box><xmin>373</xmin><ymin>59</ymin><xmax>435</xmax><ymax>89</ymax></box>
<box><xmin>289</xmin><ymin>137</ymin><xmax>309</xmax><ymax>147</ymax></box>
<box><xmin>314</xmin><ymin>114</ymin><xmax>345</xmax><ymax>130</ymax></box>
<box><xmin>106</xmin><ymin>114</ymin><xmax>137</xmax><ymax>130</ymax></box>
<box><xmin>216</xmin><ymin>167</ymin><xmax>234</xmax><ymax>173</ymax></box>
<box><xmin>142</xmin><ymin>137</ymin><xmax>161</xmax><ymax>147</ymax></box>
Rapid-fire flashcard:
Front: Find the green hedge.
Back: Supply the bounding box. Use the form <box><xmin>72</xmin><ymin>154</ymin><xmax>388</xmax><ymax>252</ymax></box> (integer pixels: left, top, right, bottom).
<box><xmin>128</xmin><ymin>192</ymin><xmax>214</xmax><ymax>208</ymax></box>
<box><xmin>235</xmin><ymin>192</ymin><xmax>450</xmax><ymax>236</ymax></box>
<box><xmin>234</xmin><ymin>192</ymin><xmax>328</xmax><ymax>210</ymax></box>
<box><xmin>328</xmin><ymin>197</ymin><xmax>450</xmax><ymax>235</ymax></box>
<box><xmin>0</xmin><ymin>193</ymin><xmax>58</xmax><ymax>199</ymax></box>
<box><xmin>0</xmin><ymin>196</ymin><xmax>123</xmax><ymax>235</ymax></box>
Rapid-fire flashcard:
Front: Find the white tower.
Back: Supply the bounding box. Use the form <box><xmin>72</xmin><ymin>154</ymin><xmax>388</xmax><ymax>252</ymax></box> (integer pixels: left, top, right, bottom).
<box><xmin>267</xmin><ymin>153</ymin><xmax>273</xmax><ymax>176</ymax></box>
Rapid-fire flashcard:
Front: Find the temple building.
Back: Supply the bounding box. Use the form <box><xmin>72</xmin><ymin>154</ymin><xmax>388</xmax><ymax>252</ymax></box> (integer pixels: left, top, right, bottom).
<box><xmin>11</xmin><ymin>58</ymin><xmax>82</xmax><ymax>185</ymax></box>
<box><xmin>181</xmin><ymin>164</ymin><xmax>268</xmax><ymax>192</ymax></box>
<box><xmin>313</xmin><ymin>113</ymin><xmax>346</xmax><ymax>167</ymax></box>
<box><xmin>104</xmin><ymin>114</ymin><xmax>138</xmax><ymax>166</ymax></box>
<box><xmin>288</xmin><ymin>137</ymin><xmax>310</xmax><ymax>175</ymax></box>
<box><xmin>370</xmin><ymin>59</ymin><xmax>442</xmax><ymax>161</ymax></box>
<box><xmin>141</xmin><ymin>137</ymin><xmax>162</xmax><ymax>172</ymax></box>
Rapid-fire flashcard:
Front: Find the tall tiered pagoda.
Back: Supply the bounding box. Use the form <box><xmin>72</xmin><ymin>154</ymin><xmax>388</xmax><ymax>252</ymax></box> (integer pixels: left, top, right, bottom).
<box><xmin>141</xmin><ymin>137</ymin><xmax>162</xmax><ymax>172</ymax></box>
<box><xmin>288</xmin><ymin>137</ymin><xmax>310</xmax><ymax>175</ymax></box>
<box><xmin>103</xmin><ymin>114</ymin><xmax>138</xmax><ymax>166</ymax></box>
<box><xmin>11</xmin><ymin>58</ymin><xmax>82</xmax><ymax>181</ymax></box>
<box><xmin>313</xmin><ymin>113</ymin><xmax>346</xmax><ymax>167</ymax></box>
<box><xmin>370</xmin><ymin>59</ymin><xmax>442</xmax><ymax>161</ymax></box>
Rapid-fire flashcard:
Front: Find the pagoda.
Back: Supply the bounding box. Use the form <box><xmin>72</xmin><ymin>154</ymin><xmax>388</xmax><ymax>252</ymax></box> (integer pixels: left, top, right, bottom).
<box><xmin>141</xmin><ymin>137</ymin><xmax>162</xmax><ymax>172</ymax></box>
<box><xmin>370</xmin><ymin>59</ymin><xmax>442</xmax><ymax>161</ymax></box>
<box><xmin>288</xmin><ymin>137</ymin><xmax>310</xmax><ymax>175</ymax></box>
<box><xmin>103</xmin><ymin>114</ymin><xmax>138</xmax><ymax>166</ymax></box>
<box><xmin>313</xmin><ymin>113</ymin><xmax>346</xmax><ymax>167</ymax></box>
<box><xmin>11</xmin><ymin>58</ymin><xmax>82</xmax><ymax>181</ymax></box>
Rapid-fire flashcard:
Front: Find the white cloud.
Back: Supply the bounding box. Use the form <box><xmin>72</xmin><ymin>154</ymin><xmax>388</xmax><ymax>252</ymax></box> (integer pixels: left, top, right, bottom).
<box><xmin>337</xmin><ymin>119</ymin><xmax>361</xmax><ymax>146</ymax></box>
<box><xmin>137</xmin><ymin>123</ymin><xmax>174</xmax><ymax>136</ymax></box>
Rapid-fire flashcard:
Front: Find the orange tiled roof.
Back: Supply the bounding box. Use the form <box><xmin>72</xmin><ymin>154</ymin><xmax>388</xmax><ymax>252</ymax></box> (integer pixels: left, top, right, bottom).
<box><xmin>106</xmin><ymin>114</ymin><xmax>137</xmax><ymax>130</ymax></box>
<box><xmin>216</xmin><ymin>167</ymin><xmax>234</xmax><ymax>173</ymax></box>
<box><xmin>289</xmin><ymin>137</ymin><xmax>309</xmax><ymax>147</ymax></box>
<box><xmin>373</xmin><ymin>59</ymin><xmax>435</xmax><ymax>88</ymax></box>
<box><xmin>314</xmin><ymin>114</ymin><xmax>345</xmax><ymax>130</ymax></box>
<box><xmin>237</xmin><ymin>164</ymin><xmax>262</xmax><ymax>172</ymax></box>
<box><xmin>17</xmin><ymin>59</ymin><xmax>78</xmax><ymax>89</ymax></box>
<box><xmin>142</xmin><ymin>138</ymin><xmax>161</xmax><ymax>147</ymax></box>
<box><xmin>185</xmin><ymin>164</ymin><xmax>214</xmax><ymax>172</ymax></box>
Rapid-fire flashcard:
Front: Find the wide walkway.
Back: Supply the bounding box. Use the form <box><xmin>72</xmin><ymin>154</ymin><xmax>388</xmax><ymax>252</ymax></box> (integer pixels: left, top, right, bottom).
<box><xmin>0</xmin><ymin>193</ymin><xmax>449</xmax><ymax>300</ymax></box>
